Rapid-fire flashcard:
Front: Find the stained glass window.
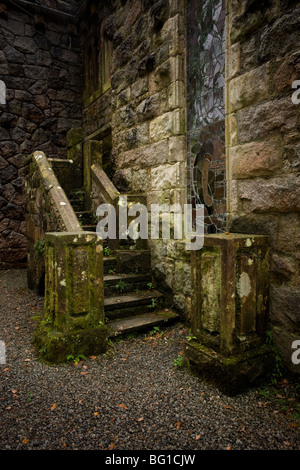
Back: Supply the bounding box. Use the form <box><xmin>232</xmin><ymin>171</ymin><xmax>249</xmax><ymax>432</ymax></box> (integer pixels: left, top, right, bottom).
<box><xmin>186</xmin><ymin>0</ymin><xmax>226</xmax><ymax>233</ymax></box>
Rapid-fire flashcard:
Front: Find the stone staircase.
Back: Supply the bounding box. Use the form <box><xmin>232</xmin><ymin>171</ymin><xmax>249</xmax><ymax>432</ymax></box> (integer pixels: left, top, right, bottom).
<box><xmin>68</xmin><ymin>188</ymin><xmax>180</xmax><ymax>338</ymax></box>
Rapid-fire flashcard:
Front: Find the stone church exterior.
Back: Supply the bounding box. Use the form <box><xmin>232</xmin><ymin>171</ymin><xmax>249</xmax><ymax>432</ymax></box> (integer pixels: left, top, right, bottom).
<box><xmin>0</xmin><ymin>0</ymin><xmax>299</xmax><ymax>383</ymax></box>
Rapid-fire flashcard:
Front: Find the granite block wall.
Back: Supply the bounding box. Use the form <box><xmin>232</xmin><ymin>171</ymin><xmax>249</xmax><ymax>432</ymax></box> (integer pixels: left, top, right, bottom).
<box><xmin>226</xmin><ymin>0</ymin><xmax>300</xmax><ymax>373</ymax></box>
<box><xmin>0</xmin><ymin>0</ymin><xmax>82</xmax><ymax>267</ymax></box>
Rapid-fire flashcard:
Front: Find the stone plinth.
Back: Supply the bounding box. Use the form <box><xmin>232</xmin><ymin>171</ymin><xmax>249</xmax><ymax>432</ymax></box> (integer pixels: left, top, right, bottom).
<box><xmin>34</xmin><ymin>231</ymin><xmax>108</xmax><ymax>363</ymax></box>
<box><xmin>185</xmin><ymin>233</ymin><xmax>275</xmax><ymax>395</ymax></box>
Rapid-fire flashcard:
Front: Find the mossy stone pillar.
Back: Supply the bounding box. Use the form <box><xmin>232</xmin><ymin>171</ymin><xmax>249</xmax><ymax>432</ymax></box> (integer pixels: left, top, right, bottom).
<box><xmin>34</xmin><ymin>231</ymin><xmax>107</xmax><ymax>363</ymax></box>
<box><xmin>185</xmin><ymin>233</ymin><xmax>275</xmax><ymax>395</ymax></box>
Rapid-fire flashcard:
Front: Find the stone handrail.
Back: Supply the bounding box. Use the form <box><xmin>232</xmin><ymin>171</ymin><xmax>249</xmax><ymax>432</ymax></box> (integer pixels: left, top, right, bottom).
<box><xmin>91</xmin><ymin>162</ymin><xmax>120</xmax><ymax>206</ymax></box>
<box><xmin>31</xmin><ymin>151</ymin><xmax>83</xmax><ymax>232</ymax></box>
<box><xmin>26</xmin><ymin>150</ymin><xmax>106</xmax><ymax>363</ymax></box>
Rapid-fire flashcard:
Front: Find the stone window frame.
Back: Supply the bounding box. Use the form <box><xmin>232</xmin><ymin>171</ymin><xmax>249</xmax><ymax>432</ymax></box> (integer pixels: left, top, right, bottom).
<box><xmin>83</xmin><ymin>17</ymin><xmax>112</xmax><ymax>107</ymax></box>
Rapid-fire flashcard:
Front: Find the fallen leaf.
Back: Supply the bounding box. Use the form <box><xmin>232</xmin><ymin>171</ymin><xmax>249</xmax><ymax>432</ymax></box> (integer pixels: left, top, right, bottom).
<box><xmin>90</xmin><ymin>356</ymin><xmax>97</xmax><ymax>360</ymax></box>
<box><xmin>284</xmin><ymin>441</ymin><xmax>291</xmax><ymax>447</ymax></box>
<box><xmin>195</xmin><ymin>434</ymin><xmax>201</xmax><ymax>440</ymax></box>
<box><xmin>22</xmin><ymin>438</ymin><xmax>29</xmax><ymax>444</ymax></box>
<box><xmin>12</xmin><ymin>389</ymin><xmax>18</xmax><ymax>395</ymax></box>
<box><xmin>51</xmin><ymin>403</ymin><xmax>57</xmax><ymax>411</ymax></box>
<box><xmin>177</xmin><ymin>421</ymin><xmax>181</xmax><ymax>430</ymax></box>
<box><xmin>80</xmin><ymin>371</ymin><xmax>88</xmax><ymax>376</ymax></box>
<box><xmin>94</xmin><ymin>412</ymin><xmax>99</xmax><ymax>416</ymax></box>
<box><xmin>224</xmin><ymin>405</ymin><xmax>233</xmax><ymax>410</ymax></box>
<box><xmin>108</xmin><ymin>443</ymin><xmax>114</xmax><ymax>450</ymax></box>
<box><xmin>226</xmin><ymin>446</ymin><xmax>232</xmax><ymax>450</ymax></box>
<box><xmin>137</xmin><ymin>417</ymin><xmax>144</xmax><ymax>422</ymax></box>
<box><xmin>119</xmin><ymin>403</ymin><xmax>128</xmax><ymax>410</ymax></box>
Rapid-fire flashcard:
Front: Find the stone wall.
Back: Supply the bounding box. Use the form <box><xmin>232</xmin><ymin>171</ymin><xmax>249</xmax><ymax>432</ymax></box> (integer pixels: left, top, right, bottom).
<box><xmin>226</xmin><ymin>0</ymin><xmax>300</xmax><ymax>373</ymax></box>
<box><xmin>0</xmin><ymin>0</ymin><xmax>82</xmax><ymax>267</ymax></box>
<box><xmin>81</xmin><ymin>0</ymin><xmax>190</xmax><ymax>316</ymax></box>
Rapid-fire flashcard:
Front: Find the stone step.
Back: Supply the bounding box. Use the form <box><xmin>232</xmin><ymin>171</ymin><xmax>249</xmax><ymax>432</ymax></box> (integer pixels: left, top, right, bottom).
<box><xmin>107</xmin><ymin>309</ymin><xmax>180</xmax><ymax>338</ymax></box>
<box><xmin>104</xmin><ymin>272</ymin><xmax>153</xmax><ymax>296</ymax></box>
<box><xmin>82</xmin><ymin>224</ymin><xmax>97</xmax><ymax>231</ymax></box>
<box><xmin>104</xmin><ymin>290</ymin><xmax>164</xmax><ymax>320</ymax></box>
<box><xmin>103</xmin><ymin>256</ymin><xmax>117</xmax><ymax>274</ymax></box>
<box><xmin>115</xmin><ymin>249</ymin><xmax>151</xmax><ymax>274</ymax></box>
<box><xmin>75</xmin><ymin>210</ymin><xmax>95</xmax><ymax>224</ymax></box>
<box><xmin>70</xmin><ymin>199</ymin><xmax>85</xmax><ymax>211</ymax></box>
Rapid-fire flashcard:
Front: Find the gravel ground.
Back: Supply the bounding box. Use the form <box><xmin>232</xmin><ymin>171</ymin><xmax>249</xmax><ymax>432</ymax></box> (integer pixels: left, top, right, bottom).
<box><xmin>0</xmin><ymin>269</ymin><xmax>299</xmax><ymax>451</ymax></box>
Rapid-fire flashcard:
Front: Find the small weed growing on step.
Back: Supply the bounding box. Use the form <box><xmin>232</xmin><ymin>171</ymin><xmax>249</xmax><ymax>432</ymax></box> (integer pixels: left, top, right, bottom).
<box><xmin>186</xmin><ymin>333</ymin><xmax>197</xmax><ymax>342</ymax></box>
<box><xmin>70</xmin><ymin>189</ymin><xmax>85</xmax><ymax>199</ymax></box>
<box><xmin>104</xmin><ymin>246</ymin><xmax>111</xmax><ymax>256</ymax></box>
<box><xmin>147</xmin><ymin>282</ymin><xmax>155</xmax><ymax>290</ymax></box>
<box><xmin>150</xmin><ymin>298</ymin><xmax>157</xmax><ymax>308</ymax></box>
<box><xmin>116</xmin><ymin>279</ymin><xmax>127</xmax><ymax>292</ymax></box>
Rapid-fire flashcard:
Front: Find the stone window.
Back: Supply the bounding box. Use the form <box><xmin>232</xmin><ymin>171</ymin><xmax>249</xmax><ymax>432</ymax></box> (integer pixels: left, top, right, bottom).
<box><xmin>83</xmin><ymin>17</ymin><xmax>112</xmax><ymax>106</ymax></box>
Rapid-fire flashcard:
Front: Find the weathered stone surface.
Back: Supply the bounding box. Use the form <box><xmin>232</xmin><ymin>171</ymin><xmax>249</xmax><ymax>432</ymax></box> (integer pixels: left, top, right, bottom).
<box><xmin>149</xmin><ymin>110</ymin><xmax>184</xmax><ymax>142</ymax></box>
<box><xmin>229</xmin><ymin>64</ymin><xmax>270</xmax><ymax>112</ymax></box>
<box><xmin>0</xmin><ymin>1</ymin><xmax>82</xmax><ymax>267</ymax></box>
<box><xmin>238</xmin><ymin>176</ymin><xmax>300</xmax><ymax>213</ymax></box>
<box><xmin>118</xmin><ymin>139</ymin><xmax>168</xmax><ymax>169</ymax></box>
<box><xmin>185</xmin><ymin>340</ymin><xmax>275</xmax><ymax>396</ymax></box>
<box><xmin>258</xmin><ymin>5</ymin><xmax>300</xmax><ymax>62</ymax></box>
<box><xmin>151</xmin><ymin>162</ymin><xmax>184</xmax><ymax>190</ymax></box>
<box><xmin>230</xmin><ymin>139</ymin><xmax>282</xmax><ymax>179</ymax></box>
<box><xmin>235</xmin><ymin>97</ymin><xmax>298</xmax><ymax>144</ymax></box>
<box><xmin>191</xmin><ymin>233</ymin><xmax>270</xmax><ymax>356</ymax></box>
<box><xmin>136</xmin><ymin>94</ymin><xmax>160</xmax><ymax>121</ymax></box>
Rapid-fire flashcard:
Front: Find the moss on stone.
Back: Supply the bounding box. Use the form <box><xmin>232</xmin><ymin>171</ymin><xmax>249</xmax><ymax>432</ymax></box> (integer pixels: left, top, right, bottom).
<box><xmin>184</xmin><ymin>340</ymin><xmax>276</xmax><ymax>396</ymax></box>
<box><xmin>33</xmin><ymin>320</ymin><xmax>108</xmax><ymax>364</ymax></box>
